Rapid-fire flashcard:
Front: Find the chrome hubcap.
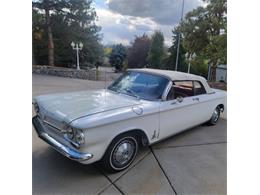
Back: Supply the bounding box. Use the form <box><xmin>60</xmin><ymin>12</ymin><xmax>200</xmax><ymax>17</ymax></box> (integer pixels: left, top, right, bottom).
<box><xmin>113</xmin><ymin>140</ymin><xmax>135</xmax><ymax>166</ymax></box>
<box><xmin>213</xmin><ymin>109</ymin><xmax>220</xmax><ymax>122</ymax></box>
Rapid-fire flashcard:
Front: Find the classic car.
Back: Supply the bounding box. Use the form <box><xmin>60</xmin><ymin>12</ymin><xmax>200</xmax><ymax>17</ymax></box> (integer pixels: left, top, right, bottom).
<box><xmin>32</xmin><ymin>68</ymin><xmax>226</xmax><ymax>172</ymax></box>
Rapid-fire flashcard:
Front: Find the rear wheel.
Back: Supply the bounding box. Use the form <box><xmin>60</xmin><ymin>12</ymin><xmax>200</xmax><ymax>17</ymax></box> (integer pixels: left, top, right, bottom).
<box><xmin>208</xmin><ymin>106</ymin><xmax>221</xmax><ymax>125</ymax></box>
<box><xmin>101</xmin><ymin>134</ymin><xmax>138</xmax><ymax>172</ymax></box>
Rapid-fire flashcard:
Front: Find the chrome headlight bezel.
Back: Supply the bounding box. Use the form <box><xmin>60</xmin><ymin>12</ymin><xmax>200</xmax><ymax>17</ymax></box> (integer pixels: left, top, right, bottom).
<box><xmin>33</xmin><ymin>102</ymin><xmax>39</xmax><ymax>114</ymax></box>
<box><xmin>64</xmin><ymin>127</ymin><xmax>74</xmax><ymax>140</ymax></box>
<box><xmin>63</xmin><ymin>127</ymin><xmax>85</xmax><ymax>148</ymax></box>
<box><xmin>75</xmin><ymin>130</ymin><xmax>85</xmax><ymax>145</ymax></box>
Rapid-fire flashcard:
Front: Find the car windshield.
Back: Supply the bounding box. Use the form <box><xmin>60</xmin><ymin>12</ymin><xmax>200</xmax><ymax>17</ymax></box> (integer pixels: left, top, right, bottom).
<box><xmin>108</xmin><ymin>71</ymin><xmax>169</xmax><ymax>100</ymax></box>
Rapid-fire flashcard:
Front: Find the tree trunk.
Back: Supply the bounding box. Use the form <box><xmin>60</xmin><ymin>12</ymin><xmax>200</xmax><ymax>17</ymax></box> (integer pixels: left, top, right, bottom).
<box><xmin>210</xmin><ymin>63</ymin><xmax>217</xmax><ymax>82</ymax></box>
<box><xmin>45</xmin><ymin>0</ymin><xmax>54</xmax><ymax>66</ymax></box>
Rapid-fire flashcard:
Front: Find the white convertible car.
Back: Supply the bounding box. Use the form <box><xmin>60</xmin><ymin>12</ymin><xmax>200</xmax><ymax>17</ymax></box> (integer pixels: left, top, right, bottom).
<box><xmin>33</xmin><ymin>68</ymin><xmax>226</xmax><ymax>172</ymax></box>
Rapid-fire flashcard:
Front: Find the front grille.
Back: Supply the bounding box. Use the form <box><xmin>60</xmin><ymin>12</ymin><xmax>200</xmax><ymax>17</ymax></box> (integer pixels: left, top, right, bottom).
<box><xmin>37</xmin><ymin>118</ymin><xmax>73</xmax><ymax>148</ymax></box>
<box><xmin>37</xmin><ymin>110</ymin><xmax>68</xmax><ymax>135</ymax></box>
<box><xmin>43</xmin><ymin>120</ymin><xmax>66</xmax><ymax>134</ymax></box>
<box><xmin>43</xmin><ymin>115</ymin><xmax>66</xmax><ymax>130</ymax></box>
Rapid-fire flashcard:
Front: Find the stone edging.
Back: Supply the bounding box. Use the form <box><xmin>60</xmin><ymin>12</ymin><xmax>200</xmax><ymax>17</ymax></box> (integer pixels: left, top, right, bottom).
<box><xmin>32</xmin><ymin>65</ymin><xmax>119</xmax><ymax>81</ymax></box>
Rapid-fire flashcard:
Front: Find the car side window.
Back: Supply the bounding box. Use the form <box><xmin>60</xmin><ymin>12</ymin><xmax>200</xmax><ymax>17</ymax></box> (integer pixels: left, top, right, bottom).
<box><xmin>166</xmin><ymin>81</ymin><xmax>193</xmax><ymax>100</ymax></box>
<box><xmin>193</xmin><ymin>81</ymin><xmax>206</xmax><ymax>95</ymax></box>
<box><xmin>166</xmin><ymin>86</ymin><xmax>175</xmax><ymax>100</ymax></box>
<box><xmin>173</xmin><ymin>81</ymin><xmax>193</xmax><ymax>98</ymax></box>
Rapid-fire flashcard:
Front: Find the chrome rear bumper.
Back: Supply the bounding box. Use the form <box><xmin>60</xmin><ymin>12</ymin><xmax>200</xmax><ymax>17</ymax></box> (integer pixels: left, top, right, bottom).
<box><xmin>32</xmin><ymin>116</ymin><xmax>93</xmax><ymax>162</ymax></box>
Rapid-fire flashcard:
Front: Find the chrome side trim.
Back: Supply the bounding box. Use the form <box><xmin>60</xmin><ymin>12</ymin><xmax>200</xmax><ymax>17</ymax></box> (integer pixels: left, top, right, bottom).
<box><xmin>159</xmin><ymin>96</ymin><xmax>225</xmax><ymax>113</ymax></box>
<box><xmin>32</xmin><ymin>116</ymin><xmax>93</xmax><ymax>162</ymax></box>
<box><xmin>43</xmin><ymin>120</ymin><xmax>67</xmax><ymax>133</ymax></box>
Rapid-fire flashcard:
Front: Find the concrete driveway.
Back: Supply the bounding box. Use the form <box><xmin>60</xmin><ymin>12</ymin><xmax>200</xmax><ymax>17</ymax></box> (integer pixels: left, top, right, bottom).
<box><xmin>32</xmin><ymin>74</ymin><xmax>226</xmax><ymax>195</ymax></box>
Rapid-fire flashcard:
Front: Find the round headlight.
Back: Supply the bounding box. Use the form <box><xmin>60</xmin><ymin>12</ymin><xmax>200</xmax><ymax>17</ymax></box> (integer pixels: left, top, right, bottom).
<box><xmin>64</xmin><ymin>128</ymin><xmax>74</xmax><ymax>140</ymax></box>
<box><xmin>33</xmin><ymin>103</ymin><xmax>39</xmax><ymax>114</ymax></box>
<box><xmin>75</xmin><ymin>130</ymin><xmax>85</xmax><ymax>145</ymax></box>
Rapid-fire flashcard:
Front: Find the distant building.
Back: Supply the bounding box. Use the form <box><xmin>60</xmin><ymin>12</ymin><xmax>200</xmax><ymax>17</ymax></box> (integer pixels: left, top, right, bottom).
<box><xmin>216</xmin><ymin>64</ymin><xmax>227</xmax><ymax>83</ymax></box>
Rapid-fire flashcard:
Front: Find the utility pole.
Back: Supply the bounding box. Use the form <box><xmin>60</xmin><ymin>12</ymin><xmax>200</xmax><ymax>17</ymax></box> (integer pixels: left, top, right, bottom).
<box><xmin>175</xmin><ymin>0</ymin><xmax>185</xmax><ymax>71</ymax></box>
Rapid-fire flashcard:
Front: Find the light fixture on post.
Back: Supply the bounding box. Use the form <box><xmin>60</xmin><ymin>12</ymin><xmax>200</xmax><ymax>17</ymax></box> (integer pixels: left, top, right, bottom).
<box><xmin>185</xmin><ymin>52</ymin><xmax>196</xmax><ymax>74</ymax></box>
<box><xmin>71</xmin><ymin>41</ymin><xmax>83</xmax><ymax>70</ymax></box>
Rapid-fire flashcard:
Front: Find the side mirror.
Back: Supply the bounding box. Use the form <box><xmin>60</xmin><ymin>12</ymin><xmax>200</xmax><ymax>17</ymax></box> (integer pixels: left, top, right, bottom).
<box><xmin>176</xmin><ymin>96</ymin><xmax>184</xmax><ymax>103</ymax></box>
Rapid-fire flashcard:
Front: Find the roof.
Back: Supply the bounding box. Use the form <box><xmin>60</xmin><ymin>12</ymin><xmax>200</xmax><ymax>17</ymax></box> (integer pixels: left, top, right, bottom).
<box><xmin>129</xmin><ymin>68</ymin><xmax>213</xmax><ymax>93</ymax></box>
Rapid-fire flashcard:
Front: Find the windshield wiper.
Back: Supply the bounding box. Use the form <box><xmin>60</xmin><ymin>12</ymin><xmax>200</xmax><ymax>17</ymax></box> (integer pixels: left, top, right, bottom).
<box><xmin>108</xmin><ymin>85</ymin><xmax>119</xmax><ymax>93</ymax></box>
<box><xmin>124</xmin><ymin>88</ymin><xmax>140</xmax><ymax>99</ymax></box>
<box><xmin>111</xmin><ymin>87</ymin><xmax>140</xmax><ymax>99</ymax></box>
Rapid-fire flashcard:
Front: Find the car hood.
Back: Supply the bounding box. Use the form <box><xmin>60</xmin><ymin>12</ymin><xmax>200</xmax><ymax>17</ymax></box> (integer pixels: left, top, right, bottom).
<box><xmin>34</xmin><ymin>89</ymin><xmax>140</xmax><ymax>123</ymax></box>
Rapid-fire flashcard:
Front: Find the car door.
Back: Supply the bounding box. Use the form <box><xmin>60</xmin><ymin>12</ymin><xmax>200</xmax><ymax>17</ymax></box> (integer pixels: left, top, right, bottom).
<box><xmin>158</xmin><ymin>80</ymin><xmax>208</xmax><ymax>140</ymax></box>
<box><xmin>192</xmin><ymin>80</ymin><xmax>216</xmax><ymax>122</ymax></box>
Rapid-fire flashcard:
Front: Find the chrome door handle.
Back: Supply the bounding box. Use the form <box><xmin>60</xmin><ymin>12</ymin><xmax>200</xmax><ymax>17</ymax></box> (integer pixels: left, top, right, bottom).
<box><xmin>193</xmin><ymin>97</ymin><xmax>199</xmax><ymax>101</ymax></box>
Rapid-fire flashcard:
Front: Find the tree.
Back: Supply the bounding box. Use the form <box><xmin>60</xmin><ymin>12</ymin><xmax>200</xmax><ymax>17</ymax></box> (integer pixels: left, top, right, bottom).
<box><xmin>32</xmin><ymin>8</ymin><xmax>48</xmax><ymax>65</ymax></box>
<box><xmin>127</xmin><ymin>34</ymin><xmax>151</xmax><ymax>68</ymax></box>
<box><xmin>103</xmin><ymin>47</ymin><xmax>112</xmax><ymax>57</ymax></box>
<box><xmin>179</xmin><ymin>0</ymin><xmax>227</xmax><ymax>80</ymax></box>
<box><xmin>32</xmin><ymin>0</ymin><xmax>103</xmax><ymax>67</ymax></box>
<box><xmin>32</xmin><ymin>0</ymin><xmax>65</xmax><ymax>66</ymax></box>
<box><xmin>147</xmin><ymin>31</ymin><xmax>165</xmax><ymax>69</ymax></box>
<box><xmin>165</xmin><ymin>26</ymin><xmax>208</xmax><ymax>77</ymax></box>
<box><xmin>109</xmin><ymin>44</ymin><xmax>127</xmax><ymax>72</ymax></box>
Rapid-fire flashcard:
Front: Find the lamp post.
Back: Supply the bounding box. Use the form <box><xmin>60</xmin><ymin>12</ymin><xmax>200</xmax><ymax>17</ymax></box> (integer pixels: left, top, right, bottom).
<box><xmin>185</xmin><ymin>52</ymin><xmax>196</xmax><ymax>74</ymax></box>
<box><xmin>71</xmin><ymin>41</ymin><xmax>83</xmax><ymax>70</ymax></box>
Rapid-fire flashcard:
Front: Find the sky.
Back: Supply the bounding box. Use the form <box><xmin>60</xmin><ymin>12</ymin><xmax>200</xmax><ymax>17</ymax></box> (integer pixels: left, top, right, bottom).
<box><xmin>93</xmin><ymin>0</ymin><xmax>204</xmax><ymax>47</ymax></box>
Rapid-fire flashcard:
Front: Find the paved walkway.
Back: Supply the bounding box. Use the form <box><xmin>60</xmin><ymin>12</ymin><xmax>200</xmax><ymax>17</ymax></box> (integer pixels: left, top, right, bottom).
<box><xmin>32</xmin><ymin>74</ymin><xmax>226</xmax><ymax>195</ymax></box>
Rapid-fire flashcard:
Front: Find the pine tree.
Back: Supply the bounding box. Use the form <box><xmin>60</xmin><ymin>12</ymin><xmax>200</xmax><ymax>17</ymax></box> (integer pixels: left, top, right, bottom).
<box><xmin>147</xmin><ymin>31</ymin><xmax>165</xmax><ymax>69</ymax></box>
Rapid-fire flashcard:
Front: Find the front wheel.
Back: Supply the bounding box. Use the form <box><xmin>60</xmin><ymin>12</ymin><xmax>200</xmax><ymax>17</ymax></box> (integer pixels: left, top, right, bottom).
<box><xmin>208</xmin><ymin>106</ymin><xmax>221</xmax><ymax>125</ymax></box>
<box><xmin>101</xmin><ymin>134</ymin><xmax>139</xmax><ymax>172</ymax></box>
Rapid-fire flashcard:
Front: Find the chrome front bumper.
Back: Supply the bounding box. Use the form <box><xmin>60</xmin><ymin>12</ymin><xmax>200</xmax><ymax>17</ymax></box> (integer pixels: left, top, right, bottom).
<box><xmin>32</xmin><ymin>116</ymin><xmax>93</xmax><ymax>162</ymax></box>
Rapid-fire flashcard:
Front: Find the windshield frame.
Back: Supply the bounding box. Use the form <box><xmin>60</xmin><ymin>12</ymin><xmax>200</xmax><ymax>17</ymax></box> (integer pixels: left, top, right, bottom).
<box><xmin>107</xmin><ymin>70</ymin><xmax>171</xmax><ymax>101</ymax></box>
